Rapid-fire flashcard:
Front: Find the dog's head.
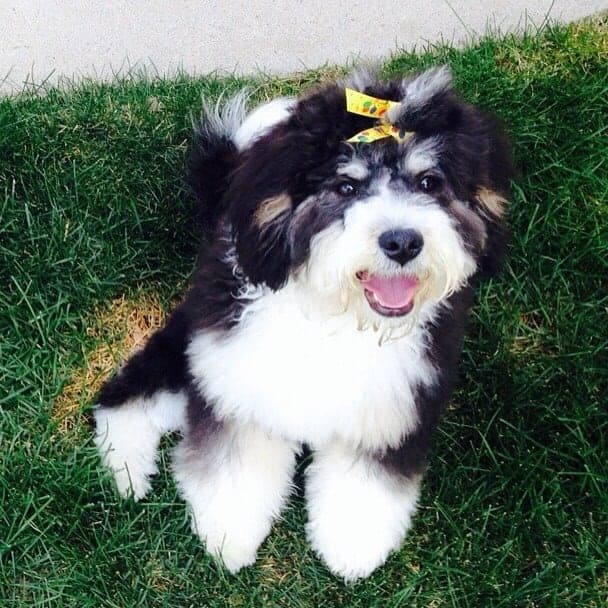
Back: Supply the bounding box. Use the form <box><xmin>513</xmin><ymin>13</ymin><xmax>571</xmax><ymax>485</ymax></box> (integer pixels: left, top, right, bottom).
<box><xmin>224</xmin><ymin>67</ymin><xmax>513</xmax><ymax>333</ymax></box>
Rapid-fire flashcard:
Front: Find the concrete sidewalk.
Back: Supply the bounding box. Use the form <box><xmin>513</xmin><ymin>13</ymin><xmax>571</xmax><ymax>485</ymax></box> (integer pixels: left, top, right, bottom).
<box><xmin>2</xmin><ymin>0</ymin><xmax>606</xmax><ymax>96</ymax></box>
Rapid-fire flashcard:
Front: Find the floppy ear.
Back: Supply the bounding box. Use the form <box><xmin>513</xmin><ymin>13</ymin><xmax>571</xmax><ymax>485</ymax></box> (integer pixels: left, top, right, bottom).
<box><xmin>225</xmin><ymin>84</ymin><xmax>357</xmax><ymax>289</ymax></box>
<box><xmin>224</xmin><ymin>120</ymin><xmax>299</xmax><ymax>290</ymax></box>
<box><xmin>231</xmin><ymin>189</ymin><xmax>294</xmax><ymax>289</ymax></box>
<box><xmin>473</xmin><ymin>115</ymin><xmax>515</xmax><ymax>278</ymax></box>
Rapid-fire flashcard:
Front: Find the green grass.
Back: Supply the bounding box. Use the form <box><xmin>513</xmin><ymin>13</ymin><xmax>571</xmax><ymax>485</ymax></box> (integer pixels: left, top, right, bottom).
<box><xmin>1</xmin><ymin>15</ymin><xmax>607</xmax><ymax>607</ymax></box>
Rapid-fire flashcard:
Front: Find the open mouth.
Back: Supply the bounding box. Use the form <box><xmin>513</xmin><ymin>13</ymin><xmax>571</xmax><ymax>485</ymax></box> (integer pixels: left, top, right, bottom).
<box><xmin>356</xmin><ymin>271</ymin><xmax>420</xmax><ymax>317</ymax></box>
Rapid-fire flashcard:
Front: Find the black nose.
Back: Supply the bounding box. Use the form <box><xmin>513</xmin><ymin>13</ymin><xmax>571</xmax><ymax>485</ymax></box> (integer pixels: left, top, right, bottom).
<box><xmin>378</xmin><ymin>229</ymin><xmax>424</xmax><ymax>266</ymax></box>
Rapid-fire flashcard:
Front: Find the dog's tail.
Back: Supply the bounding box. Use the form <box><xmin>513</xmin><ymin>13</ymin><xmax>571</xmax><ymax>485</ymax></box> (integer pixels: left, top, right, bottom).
<box><xmin>186</xmin><ymin>90</ymin><xmax>249</xmax><ymax>233</ymax></box>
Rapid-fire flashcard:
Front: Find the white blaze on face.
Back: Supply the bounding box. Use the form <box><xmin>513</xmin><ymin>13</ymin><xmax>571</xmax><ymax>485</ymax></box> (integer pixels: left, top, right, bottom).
<box><xmin>293</xmin><ymin>178</ymin><xmax>477</xmax><ymax>334</ymax></box>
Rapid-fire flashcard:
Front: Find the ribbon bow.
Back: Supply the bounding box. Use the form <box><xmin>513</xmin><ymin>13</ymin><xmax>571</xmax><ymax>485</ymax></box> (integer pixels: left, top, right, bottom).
<box><xmin>345</xmin><ymin>88</ymin><xmax>414</xmax><ymax>144</ymax></box>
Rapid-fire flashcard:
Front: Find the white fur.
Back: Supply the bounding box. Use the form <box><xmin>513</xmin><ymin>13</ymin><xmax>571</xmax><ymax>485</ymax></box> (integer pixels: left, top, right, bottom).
<box><xmin>94</xmin><ymin>390</ymin><xmax>187</xmax><ymax>499</ymax></box>
<box><xmin>198</xmin><ymin>89</ymin><xmax>250</xmax><ymax>141</ymax></box>
<box><xmin>234</xmin><ymin>97</ymin><xmax>295</xmax><ymax>150</ymax></box>
<box><xmin>187</xmin><ymin>281</ymin><xmax>434</xmax><ymax>451</ymax></box>
<box><xmin>306</xmin><ymin>442</ymin><xmax>420</xmax><ymax>581</ymax></box>
<box><xmin>185</xmin><ymin>179</ymin><xmax>476</xmax><ymax>455</ymax></box>
<box><xmin>172</xmin><ymin>422</ymin><xmax>297</xmax><ymax>572</ymax></box>
<box><xmin>337</xmin><ymin>158</ymin><xmax>369</xmax><ymax>180</ymax></box>
<box><xmin>404</xmin><ymin>137</ymin><xmax>442</xmax><ymax>175</ymax></box>
<box><xmin>405</xmin><ymin>66</ymin><xmax>452</xmax><ymax>103</ymax></box>
<box><xmin>299</xmin><ymin>180</ymin><xmax>478</xmax><ymax>334</ymax></box>
<box><xmin>344</xmin><ymin>66</ymin><xmax>378</xmax><ymax>93</ymax></box>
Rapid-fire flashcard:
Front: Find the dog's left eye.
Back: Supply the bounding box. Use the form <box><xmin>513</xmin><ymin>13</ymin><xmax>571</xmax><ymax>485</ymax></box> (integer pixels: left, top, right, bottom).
<box><xmin>336</xmin><ymin>181</ymin><xmax>358</xmax><ymax>197</ymax></box>
<box><xmin>417</xmin><ymin>175</ymin><xmax>443</xmax><ymax>193</ymax></box>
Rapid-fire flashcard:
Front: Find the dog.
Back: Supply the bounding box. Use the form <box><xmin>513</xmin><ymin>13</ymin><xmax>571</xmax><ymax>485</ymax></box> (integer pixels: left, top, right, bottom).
<box><xmin>94</xmin><ymin>66</ymin><xmax>513</xmax><ymax>581</ymax></box>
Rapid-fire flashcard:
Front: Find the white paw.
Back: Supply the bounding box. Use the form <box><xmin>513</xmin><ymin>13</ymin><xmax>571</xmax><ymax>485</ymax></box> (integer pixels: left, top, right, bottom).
<box><xmin>172</xmin><ymin>422</ymin><xmax>297</xmax><ymax>573</ymax></box>
<box><xmin>190</xmin><ymin>512</ymin><xmax>261</xmax><ymax>572</ymax></box>
<box><xmin>307</xmin><ymin>504</ymin><xmax>407</xmax><ymax>581</ymax></box>
<box><xmin>94</xmin><ymin>392</ymin><xmax>187</xmax><ymax>500</ymax></box>
<box><xmin>104</xmin><ymin>461</ymin><xmax>157</xmax><ymax>501</ymax></box>
<box><xmin>306</xmin><ymin>444</ymin><xmax>420</xmax><ymax>581</ymax></box>
<box><xmin>94</xmin><ymin>404</ymin><xmax>158</xmax><ymax>500</ymax></box>
<box><xmin>184</xmin><ymin>482</ymin><xmax>280</xmax><ymax>572</ymax></box>
<box><xmin>106</xmin><ymin>452</ymin><xmax>156</xmax><ymax>501</ymax></box>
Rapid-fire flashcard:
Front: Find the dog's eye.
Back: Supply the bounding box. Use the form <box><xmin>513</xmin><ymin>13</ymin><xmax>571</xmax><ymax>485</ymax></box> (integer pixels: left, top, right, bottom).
<box><xmin>418</xmin><ymin>175</ymin><xmax>443</xmax><ymax>193</ymax></box>
<box><xmin>336</xmin><ymin>181</ymin><xmax>358</xmax><ymax>197</ymax></box>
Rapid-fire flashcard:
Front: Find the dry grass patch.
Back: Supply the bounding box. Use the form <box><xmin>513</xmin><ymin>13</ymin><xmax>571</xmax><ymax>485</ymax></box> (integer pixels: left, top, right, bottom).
<box><xmin>52</xmin><ymin>293</ymin><xmax>170</xmax><ymax>435</ymax></box>
<box><xmin>257</xmin><ymin>554</ymin><xmax>294</xmax><ymax>586</ymax></box>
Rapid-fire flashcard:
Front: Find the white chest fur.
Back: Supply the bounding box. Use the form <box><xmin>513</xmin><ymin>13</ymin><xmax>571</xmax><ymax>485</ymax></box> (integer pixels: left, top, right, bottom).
<box><xmin>187</xmin><ymin>287</ymin><xmax>436</xmax><ymax>451</ymax></box>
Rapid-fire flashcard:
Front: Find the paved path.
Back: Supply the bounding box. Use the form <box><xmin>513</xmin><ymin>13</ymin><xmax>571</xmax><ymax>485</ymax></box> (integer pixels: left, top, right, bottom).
<box><xmin>2</xmin><ymin>0</ymin><xmax>605</xmax><ymax>95</ymax></box>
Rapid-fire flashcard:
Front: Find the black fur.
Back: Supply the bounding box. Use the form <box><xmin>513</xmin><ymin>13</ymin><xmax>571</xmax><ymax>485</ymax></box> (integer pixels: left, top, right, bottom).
<box><xmin>96</xmin><ymin>307</ymin><xmax>190</xmax><ymax>407</ymax></box>
<box><xmin>186</xmin><ymin>122</ymin><xmax>240</xmax><ymax>236</ymax></box>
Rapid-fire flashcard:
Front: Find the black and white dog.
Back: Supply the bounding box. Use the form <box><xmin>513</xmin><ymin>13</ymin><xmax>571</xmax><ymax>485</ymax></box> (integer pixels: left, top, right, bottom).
<box><xmin>94</xmin><ymin>67</ymin><xmax>513</xmax><ymax>581</ymax></box>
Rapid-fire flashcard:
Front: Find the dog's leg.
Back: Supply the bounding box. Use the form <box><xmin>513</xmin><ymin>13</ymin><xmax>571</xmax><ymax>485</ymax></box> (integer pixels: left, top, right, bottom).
<box><xmin>306</xmin><ymin>441</ymin><xmax>421</xmax><ymax>581</ymax></box>
<box><xmin>94</xmin><ymin>390</ymin><xmax>187</xmax><ymax>499</ymax></box>
<box><xmin>173</xmin><ymin>409</ymin><xmax>297</xmax><ymax>573</ymax></box>
<box><xmin>94</xmin><ymin>308</ymin><xmax>190</xmax><ymax>500</ymax></box>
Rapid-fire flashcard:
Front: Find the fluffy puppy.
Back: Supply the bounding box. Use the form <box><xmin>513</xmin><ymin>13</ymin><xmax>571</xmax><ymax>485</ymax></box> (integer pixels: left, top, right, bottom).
<box><xmin>94</xmin><ymin>67</ymin><xmax>513</xmax><ymax>581</ymax></box>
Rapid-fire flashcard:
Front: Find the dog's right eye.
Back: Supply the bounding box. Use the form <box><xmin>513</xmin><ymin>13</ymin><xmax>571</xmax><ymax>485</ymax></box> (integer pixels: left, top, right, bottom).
<box><xmin>336</xmin><ymin>181</ymin><xmax>358</xmax><ymax>197</ymax></box>
<box><xmin>417</xmin><ymin>174</ymin><xmax>443</xmax><ymax>194</ymax></box>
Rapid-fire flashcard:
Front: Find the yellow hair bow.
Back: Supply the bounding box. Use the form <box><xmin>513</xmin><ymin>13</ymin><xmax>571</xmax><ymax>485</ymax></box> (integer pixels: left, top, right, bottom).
<box><xmin>345</xmin><ymin>88</ymin><xmax>414</xmax><ymax>144</ymax></box>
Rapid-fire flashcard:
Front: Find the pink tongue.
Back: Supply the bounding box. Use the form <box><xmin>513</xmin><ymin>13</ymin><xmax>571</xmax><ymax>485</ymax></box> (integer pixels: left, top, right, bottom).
<box><xmin>361</xmin><ymin>274</ymin><xmax>419</xmax><ymax>309</ymax></box>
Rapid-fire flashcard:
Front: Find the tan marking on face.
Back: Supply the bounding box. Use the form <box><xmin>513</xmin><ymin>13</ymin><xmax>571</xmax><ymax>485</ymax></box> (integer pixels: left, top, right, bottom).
<box><xmin>476</xmin><ymin>187</ymin><xmax>509</xmax><ymax>218</ymax></box>
<box><xmin>254</xmin><ymin>193</ymin><xmax>292</xmax><ymax>227</ymax></box>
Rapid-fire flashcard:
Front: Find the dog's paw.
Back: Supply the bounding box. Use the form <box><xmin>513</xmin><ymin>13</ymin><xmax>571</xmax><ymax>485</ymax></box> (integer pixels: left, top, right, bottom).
<box><xmin>175</xmin><ymin>458</ymin><xmax>279</xmax><ymax>573</ymax></box>
<box><xmin>306</xmin><ymin>506</ymin><xmax>405</xmax><ymax>581</ymax></box>
<box><xmin>173</xmin><ymin>423</ymin><xmax>297</xmax><ymax>573</ymax></box>
<box><xmin>94</xmin><ymin>404</ymin><xmax>159</xmax><ymax>500</ymax></box>
<box><xmin>306</xmin><ymin>446</ymin><xmax>420</xmax><ymax>581</ymax></box>
<box><xmin>100</xmin><ymin>448</ymin><xmax>156</xmax><ymax>501</ymax></box>
<box><xmin>189</xmin><ymin>506</ymin><xmax>269</xmax><ymax>573</ymax></box>
<box><xmin>193</xmin><ymin>521</ymin><xmax>260</xmax><ymax>573</ymax></box>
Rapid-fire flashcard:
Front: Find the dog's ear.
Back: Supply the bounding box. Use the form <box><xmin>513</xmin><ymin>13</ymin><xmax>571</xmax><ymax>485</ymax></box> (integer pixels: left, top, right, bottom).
<box><xmin>224</xmin><ymin>124</ymin><xmax>299</xmax><ymax>290</ymax></box>
<box><xmin>232</xmin><ymin>190</ymin><xmax>294</xmax><ymax>289</ymax></box>
<box><xmin>470</xmin><ymin>113</ymin><xmax>515</xmax><ymax>278</ymax></box>
<box><xmin>225</xmin><ymin>85</ymin><xmax>355</xmax><ymax>290</ymax></box>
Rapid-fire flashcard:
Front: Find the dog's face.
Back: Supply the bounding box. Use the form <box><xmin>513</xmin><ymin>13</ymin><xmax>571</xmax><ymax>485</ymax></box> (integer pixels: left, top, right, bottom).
<box><xmin>226</xmin><ymin>68</ymin><xmax>512</xmax><ymax>333</ymax></box>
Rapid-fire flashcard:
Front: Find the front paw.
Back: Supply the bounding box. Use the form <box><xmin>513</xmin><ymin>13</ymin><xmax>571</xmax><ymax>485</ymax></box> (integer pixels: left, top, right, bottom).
<box><xmin>306</xmin><ymin>501</ymin><xmax>410</xmax><ymax>581</ymax></box>
<box><xmin>306</xmin><ymin>447</ymin><xmax>420</xmax><ymax>581</ymax></box>
<box><xmin>94</xmin><ymin>404</ymin><xmax>159</xmax><ymax>500</ymax></box>
<box><xmin>173</xmin><ymin>426</ymin><xmax>297</xmax><ymax>573</ymax></box>
<box><xmin>191</xmin><ymin>513</ymin><xmax>261</xmax><ymax>573</ymax></box>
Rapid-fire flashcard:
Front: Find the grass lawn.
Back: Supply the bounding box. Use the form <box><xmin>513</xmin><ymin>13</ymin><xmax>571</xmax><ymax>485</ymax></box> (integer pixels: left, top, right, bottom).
<box><xmin>1</xmin><ymin>14</ymin><xmax>607</xmax><ymax>608</ymax></box>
